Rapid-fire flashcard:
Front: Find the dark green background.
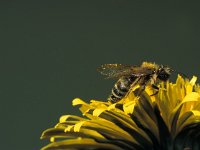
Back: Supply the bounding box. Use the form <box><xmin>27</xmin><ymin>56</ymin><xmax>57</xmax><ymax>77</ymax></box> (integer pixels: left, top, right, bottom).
<box><xmin>1</xmin><ymin>1</ymin><xmax>200</xmax><ymax>150</ymax></box>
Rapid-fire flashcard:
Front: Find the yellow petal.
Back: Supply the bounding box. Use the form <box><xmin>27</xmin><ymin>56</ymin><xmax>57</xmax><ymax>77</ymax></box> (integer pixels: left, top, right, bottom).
<box><xmin>41</xmin><ymin>138</ymin><xmax>124</xmax><ymax>150</ymax></box>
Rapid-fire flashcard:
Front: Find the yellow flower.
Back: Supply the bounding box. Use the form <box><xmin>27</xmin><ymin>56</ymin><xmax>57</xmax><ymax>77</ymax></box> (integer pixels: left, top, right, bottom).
<box><xmin>41</xmin><ymin>75</ymin><xmax>200</xmax><ymax>150</ymax></box>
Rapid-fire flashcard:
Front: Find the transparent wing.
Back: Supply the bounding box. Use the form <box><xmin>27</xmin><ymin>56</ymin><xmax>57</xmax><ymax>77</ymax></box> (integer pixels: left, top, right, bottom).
<box><xmin>97</xmin><ymin>64</ymin><xmax>134</xmax><ymax>78</ymax></box>
<box><xmin>97</xmin><ymin>64</ymin><xmax>154</xmax><ymax>79</ymax></box>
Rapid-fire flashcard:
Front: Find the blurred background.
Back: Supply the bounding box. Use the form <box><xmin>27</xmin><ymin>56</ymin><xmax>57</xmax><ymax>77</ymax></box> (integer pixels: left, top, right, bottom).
<box><xmin>1</xmin><ymin>1</ymin><xmax>200</xmax><ymax>149</ymax></box>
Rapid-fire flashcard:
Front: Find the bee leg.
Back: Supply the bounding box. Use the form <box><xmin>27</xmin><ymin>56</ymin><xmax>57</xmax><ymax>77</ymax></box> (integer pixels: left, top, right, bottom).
<box><xmin>133</xmin><ymin>84</ymin><xmax>146</xmax><ymax>97</ymax></box>
<box><xmin>150</xmin><ymin>84</ymin><xmax>159</xmax><ymax>96</ymax></box>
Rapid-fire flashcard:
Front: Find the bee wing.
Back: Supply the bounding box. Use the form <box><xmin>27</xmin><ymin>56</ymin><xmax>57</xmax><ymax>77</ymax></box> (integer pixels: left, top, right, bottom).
<box><xmin>97</xmin><ymin>64</ymin><xmax>137</xmax><ymax>79</ymax></box>
<box><xmin>131</xmin><ymin>67</ymin><xmax>155</xmax><ymax>77</ymax></box>
<box><xmin>97</xmin><ymin>64</ymin><xmax>155</xmax><ymax>79</ymax></box>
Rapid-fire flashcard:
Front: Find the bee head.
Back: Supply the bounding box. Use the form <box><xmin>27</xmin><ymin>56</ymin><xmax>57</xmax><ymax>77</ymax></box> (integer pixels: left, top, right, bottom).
<box><xmin>157</xmin><ymin>65</ymin><xmax>173</xmax><ymax>81</ymax></box>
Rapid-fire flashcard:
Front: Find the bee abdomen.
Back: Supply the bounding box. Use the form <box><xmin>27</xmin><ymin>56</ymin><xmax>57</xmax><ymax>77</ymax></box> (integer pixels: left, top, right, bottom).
<box><xmin>108</xmin><ymin>76</ymin><xmax>136</xmax><ymax>103</ymax></box>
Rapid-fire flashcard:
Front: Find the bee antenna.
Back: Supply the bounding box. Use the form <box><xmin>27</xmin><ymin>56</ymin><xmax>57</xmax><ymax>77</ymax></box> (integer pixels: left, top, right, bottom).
<box><xmin>174</xmin><ymin>70</ymin><xmax>188</xmax><ymax>79</ymax></box>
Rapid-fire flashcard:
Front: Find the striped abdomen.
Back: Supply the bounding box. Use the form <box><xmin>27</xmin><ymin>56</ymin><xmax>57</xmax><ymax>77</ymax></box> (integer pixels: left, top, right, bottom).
<box><xmin>108</xmin><ymin>75</ymin><xmax>137</xmax><ymax>103</ymax></box>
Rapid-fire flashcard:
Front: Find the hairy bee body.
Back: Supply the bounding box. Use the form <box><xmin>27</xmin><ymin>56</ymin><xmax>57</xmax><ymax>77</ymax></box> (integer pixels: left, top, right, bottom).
<box><xmin>98</xmin><ymin>62</ymin><xmax>173</xmax><ymax>103</ymax></box>
<box><xmin>108</xmin><ymin>75</ymin><xmax>136</xmax><ymax>103</ymax></box>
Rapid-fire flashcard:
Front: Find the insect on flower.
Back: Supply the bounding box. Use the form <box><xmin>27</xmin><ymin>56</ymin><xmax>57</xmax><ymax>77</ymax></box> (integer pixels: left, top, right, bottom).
<box><xmin>97</xmin><ymin>62</ymin><xmax>174</xmax><ymax>103</ymax></box>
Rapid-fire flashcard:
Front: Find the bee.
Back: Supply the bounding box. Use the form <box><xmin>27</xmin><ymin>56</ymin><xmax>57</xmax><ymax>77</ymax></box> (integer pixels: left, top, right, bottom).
<box><xmin>97</xmin><ymin>62</ymin><xmax>173</xmax><ymax>103</ymax></box>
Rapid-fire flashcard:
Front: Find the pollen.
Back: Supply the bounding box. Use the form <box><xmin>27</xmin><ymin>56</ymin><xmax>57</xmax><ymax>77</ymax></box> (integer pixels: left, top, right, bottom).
<box><xmin>141</xmin><ymin>61</ymin><xmax>158</xmax><ymax>68</ymax></box>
